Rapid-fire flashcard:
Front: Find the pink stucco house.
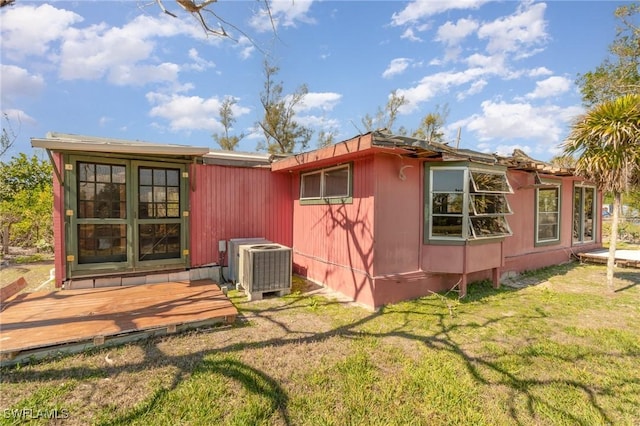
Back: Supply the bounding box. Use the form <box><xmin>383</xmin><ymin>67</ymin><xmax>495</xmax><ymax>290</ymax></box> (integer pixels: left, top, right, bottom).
<box><xmin>33</xmin><ymin>130</ymin><xmax>602</xmax><ymax>310</ymax></box>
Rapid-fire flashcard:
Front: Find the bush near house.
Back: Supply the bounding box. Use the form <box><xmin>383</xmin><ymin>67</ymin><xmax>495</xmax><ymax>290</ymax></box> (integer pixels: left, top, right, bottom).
<box><xmin>602</xmin><ymin>219</ymin><xmax>640</xmax><ymax>245</ymax></box>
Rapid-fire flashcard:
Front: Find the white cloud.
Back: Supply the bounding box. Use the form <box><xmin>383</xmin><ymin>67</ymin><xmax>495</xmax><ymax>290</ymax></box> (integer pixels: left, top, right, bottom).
<box><xmin>391</xmin><ymin>0</ymin><xmax>489</xmax><ymax>26</ymax></box>
<box><xmin>249</xmin><ymin>0</ymin><xmax>316</xmax><ymax>32</ymax></box>
<box><xmin>146</xmin><ymin>92</ymin><xmax>250</xmax><ymax>132</ymax></box>
<box><xmin>58</xmin><ymin>15</ymin><xmax>194</xmax><ymax>84</ymax></box>
<box><xmin>435</xmin><ymin>18</ymin><xmax>479</xmax><ymax>46</ymax></box>
<box><xmin>185</xmin><ymin>48</ymin><xmax>216</xmax><ymax>72</ymax></box>
<box><xmin>1</xmin><ymin>108</ymin><xmax>37</xmax><ymax>128</ymax></box>
<box><xmin>0</xmin><ymin>65</ymin><xmax>45</xmax><ymax>104</ymax></box>
<box><xmin>525</xmin><ymin>76</ymin><xmax>572</xmax><ymax>99</ymax></box>
<box><xmin>98</xmin><ymin>116</ymin><xmax>112</xmax><ymax>127</ymax></box>
<box><xmin>296</xmin><ymin>114</ymin><xmax>340</xmax><ymax>130</ymax></box>
<box><xmin>400</xmin><ymin>28</ymin><xmax>422</xmax><ymax>42</ymax></box>
<box><xmin>382</xmin><ymin>58</ymin><xmax>411</xmax><ymax>79</ymax></box>
<box><xmin>477</xmin><ymin>2</ymin><xmax>548</xmax><ymax>55</ymax></box>
<box><xmin>494</xmin><ymin>144</ymin><xmax>532</xmax><ymax>157</ymax></box>
<box><xmin>296</xmin><ymin>92</ymin><xmax>342</xmax><ymax>112</ymax></box>
<box><xmin>456</xmin><ymin>79</ymin><xmax>488</xmax><ymax>100</ymax></box>
<box><xmin>527</xmin><ymin>67</ymin><xmax>553</xmax><ymax>77</ymax></box>
<box><xmin>452</xmin><ymin>100</ymin><xmax>584</xmax><ymax>154</ymax></box>
<box><xmin>109</xmin><ymin>63</ymin><xmax>181</xmax><ymax>86</ymax></box>
<box><xmin>0</xmin><ymin>4</ymin><xmax>83</xmax><ymax>60</ymax></box>
<box><xmin>237</xmin><ymin>36</ymin><xmax>255</xmax><ymax>60</ymax></box>
<box><xmin>396</xmin><ymin>68</ymin><xmax>489</xmax><ymax>113</ymax></box>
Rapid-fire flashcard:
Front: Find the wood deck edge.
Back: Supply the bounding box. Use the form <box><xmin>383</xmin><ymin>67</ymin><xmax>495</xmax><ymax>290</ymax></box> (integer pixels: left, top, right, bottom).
<box><xmin>579</xmin><ymin>253</ymin><xmax>640</xmax><ymax>268</ymax></box>
<box><xmin>0</xmin><ymin>316</ymin><xmax>236</xmax><ymax>368</ymax></box>
<box><xmin>0</xmin><ymin>277</ymin><xmax>28</xmax><ymax>304</ymax></box>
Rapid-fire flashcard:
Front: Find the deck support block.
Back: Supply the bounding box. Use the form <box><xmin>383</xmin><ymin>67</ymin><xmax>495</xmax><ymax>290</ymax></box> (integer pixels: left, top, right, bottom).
<box><xmin>167</xmin><ymin>324</ymin><xmax>177</xmax><ymax>334</ymax></box>
<box><xmin>459</xmin><ymin>274</ymin><xmax>468</xmax><ymax>298</ymax></box>
<box><xmin>94</xmin><ymin>336</ymin><xmax>105</xmax><ymax>346</ymax></box>
<box><xmin>492</xmin><ymin>267</ymin><xmax>501</xmax><ymax>289</ymax></box>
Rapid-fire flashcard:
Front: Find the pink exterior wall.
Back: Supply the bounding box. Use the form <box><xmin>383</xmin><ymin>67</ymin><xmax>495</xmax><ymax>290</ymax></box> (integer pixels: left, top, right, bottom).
<box><xmin>189</xmin><ymin>163</ymin><xmax>293</xmax><ymax>267</ymax></box>
<box><xmin>52</xmin><ymin>152</ymin><xmax>65</xmax><ymax>287</ymax></box>
<box><xmin>501</xmin><ymin>171</ymin><xmax>601</xmax><ymax>273</ymax></box>
<box><xmin>290</xmin><ymin>157</ymin><xmax>376</xmax><ymax>306</ymax></box>
<box><xmin>285</xmin><ymin>154</ymin><xmax>602</xmax><ymax>309</ymax></box>
<box><xmin>370</xmin><ymin>154</ymin><xmax>502</xmax><ymax>306</ymax></box>
<box><xmin>371</xmin><ymin>155</ymin><xmax>422</xmax><ymax>276</ymax></box>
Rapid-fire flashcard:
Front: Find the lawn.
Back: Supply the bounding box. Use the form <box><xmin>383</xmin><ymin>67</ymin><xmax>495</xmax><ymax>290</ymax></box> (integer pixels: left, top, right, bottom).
<box><xmin>1</xmin><ymin>262</ymin><xmax>639</xmax><ymax>425</ymax></box>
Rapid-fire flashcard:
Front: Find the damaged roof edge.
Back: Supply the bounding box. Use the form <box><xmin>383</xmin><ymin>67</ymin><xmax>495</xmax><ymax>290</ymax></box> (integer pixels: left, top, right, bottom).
<box><xmin>372</xmin><ymin>130</ymin><xmax>497</xmax><ymax>164</ymax></box>
<box><xmin>372</xmin><ymin>129</ymin><xmax>573</xmax><ymax>175</ymax></box>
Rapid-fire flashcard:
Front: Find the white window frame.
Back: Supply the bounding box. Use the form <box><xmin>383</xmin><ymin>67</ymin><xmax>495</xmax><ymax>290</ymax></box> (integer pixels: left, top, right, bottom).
<box><xmin>428</xmin><ymin>166</ymin><xmax>513</xmax><ymax>241</ymax></box>
<box><xmin>300</xmin><ymin>164</ymin><xmax>351</xmax><ymax>201</ymax></box>
<box><xmin>573</xmin><ymin>184</ymin><xmax>597</xmax><ymax>244</ymax></box>
<box><xmin>535</xmin><ymin>179</ymin><xmax>561</xmax><ymax>245</ymax></box>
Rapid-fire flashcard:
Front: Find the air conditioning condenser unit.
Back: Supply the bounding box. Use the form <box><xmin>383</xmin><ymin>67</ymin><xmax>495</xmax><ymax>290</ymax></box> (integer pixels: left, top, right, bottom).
<box><xmin>228</xmin><ymin>238</ymin><xmax>270</xmax><ymax>283</ymax></box>
<box><xmin>239</xmin><ymin>243</ymin><xmax>292</xmax><ymax>301</ymax></box>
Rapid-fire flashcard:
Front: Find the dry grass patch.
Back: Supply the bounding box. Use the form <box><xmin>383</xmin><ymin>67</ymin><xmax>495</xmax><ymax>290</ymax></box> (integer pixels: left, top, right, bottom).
<box><xmin>1</xmin><ymin>262</ymin><xmax>639</xmax><ymax>425</ymax></box>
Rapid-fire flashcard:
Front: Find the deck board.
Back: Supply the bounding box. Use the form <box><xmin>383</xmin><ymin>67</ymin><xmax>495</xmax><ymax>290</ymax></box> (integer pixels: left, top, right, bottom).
<box><xmin>0</xmin><ymin>280</ymin><xmax>237</xmax><ymax>359</ymax></box>
<box><xmin>579</xmin><ymin>249</ymin><xmax>640</xmax><ymax>268</ymax></box>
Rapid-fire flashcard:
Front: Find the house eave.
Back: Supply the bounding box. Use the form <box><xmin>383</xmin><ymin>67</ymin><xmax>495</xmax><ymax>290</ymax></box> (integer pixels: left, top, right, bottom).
<box><xmin>203</xmin><ymin>150</ymin><xmax>272</xmax><ymax>167</ymax></box>
<box><xmin>31</xmin><ymin>132</ymin><xmax>210</xmax><ymax>158</ymax></box>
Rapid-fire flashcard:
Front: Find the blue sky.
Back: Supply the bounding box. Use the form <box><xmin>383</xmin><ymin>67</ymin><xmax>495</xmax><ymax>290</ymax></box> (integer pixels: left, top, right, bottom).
<box><xmin>0</xmin><ymin>0</ymin><xmax>627</xmax><ymax>161</ymax></box>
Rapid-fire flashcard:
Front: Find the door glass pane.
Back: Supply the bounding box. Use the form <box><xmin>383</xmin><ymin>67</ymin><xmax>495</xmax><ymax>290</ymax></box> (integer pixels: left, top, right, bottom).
<box><xmin>153</xmin><ymin>169</ymin><xmax>166</xmax><ymax>186</ymax></box>
<box><xmin>138</xmin><ymin>223</ymin><xmax>181</xmax><ymax>261</ymax></box>
<box><xmin>167</xmin><ymin>169</ymin><xmax>180</xmax><ymax>186</ymax></box>
<box><xmin>77</xmin><ymin>224</ymin><xmax>127</xmax><ymax>264</ymax></box>
<box><xmin>140</xmin><ymin>168</ymin><xmax>152</xmax><ymax>186</ymax></box>
<box><xmin>96</xmin><ymin>164</ymin><xmax>111</xmax><ymax>183</ymax></box>
<box><xmin>78</xmin><ymin>162</ymin><xmax>126</xmax><ymax>219</ymax></box>
<box><xmin>139</xmin><ymin>167</ymin><xmax>180</xmax><ymax>219</ymax></box>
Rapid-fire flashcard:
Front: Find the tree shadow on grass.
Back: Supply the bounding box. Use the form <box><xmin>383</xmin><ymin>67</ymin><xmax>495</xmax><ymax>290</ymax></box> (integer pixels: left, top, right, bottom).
<box><xmin>98</xmin><ymin>357</ymin><xmax>291</xmax><ymax>426</ymax></box>
<box><xmin>2</xmin><ymin>280</ymin><xmax>637</xmax><ymax>425</ymax></box>
<box><xmin>614</xmin><ymin>270</ymin><xmax>640</xmax><ymax>292</ymax></box>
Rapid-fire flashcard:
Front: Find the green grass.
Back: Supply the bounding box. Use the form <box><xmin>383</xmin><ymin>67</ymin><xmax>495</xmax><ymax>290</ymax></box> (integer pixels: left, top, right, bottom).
<box><xmin>1</xmin><ymin>262</ymin><xmax>639</xmax><ymax>425</ymax></box>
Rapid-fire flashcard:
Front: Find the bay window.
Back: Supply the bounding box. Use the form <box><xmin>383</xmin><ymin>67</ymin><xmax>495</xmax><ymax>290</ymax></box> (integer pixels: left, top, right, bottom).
<box><xmin>427</xmin><ymin>166</ymin><xmax>513</xmax><ymax>242</ymax></box>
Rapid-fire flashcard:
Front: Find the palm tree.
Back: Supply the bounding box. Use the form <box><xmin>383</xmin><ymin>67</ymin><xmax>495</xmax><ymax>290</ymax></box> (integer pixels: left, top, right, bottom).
<box><xmin>563</xmin><ymin>94</ymin><xmax>640</xmax><ymax>291</ymax></box>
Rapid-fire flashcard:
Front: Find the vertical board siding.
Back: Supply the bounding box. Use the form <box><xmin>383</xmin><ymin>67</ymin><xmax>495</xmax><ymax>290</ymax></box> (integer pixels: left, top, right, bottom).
<box><xmin>372</xmin><ymin>155</ymin><xmax>422</xmax><ymax>276</ymax></box>
<box><xmin>291</xmin><ymin>157</ymin><xmax>375</xmax><ymax>302</ymax></box>
<box><xmin>189</xmin><ymin>164</ymin><xmax>293</xmax><ymax>267</ymax></box>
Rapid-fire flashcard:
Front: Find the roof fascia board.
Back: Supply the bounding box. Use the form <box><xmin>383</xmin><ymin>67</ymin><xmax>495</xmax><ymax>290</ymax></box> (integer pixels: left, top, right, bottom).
<box><xmin>271</xmin><ymin>133</ymin><xmax>378</xmax><ymax>172</ymax></box>
<box><xmin>31</xmin><ymin>136</ymin><xmax>209</xmax><ymax>157</ymax></box>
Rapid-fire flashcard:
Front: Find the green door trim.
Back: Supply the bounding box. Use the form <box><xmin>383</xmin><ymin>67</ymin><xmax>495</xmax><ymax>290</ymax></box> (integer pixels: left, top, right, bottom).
<box><xmin>64</xmin><ymin>154</ymin><xmax>190</xmax><ymax>278</ymax></box>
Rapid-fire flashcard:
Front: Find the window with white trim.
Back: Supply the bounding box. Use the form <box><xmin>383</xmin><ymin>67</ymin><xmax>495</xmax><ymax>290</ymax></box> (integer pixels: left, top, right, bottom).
<box><xmin>573</xmin><ymin>184</ymin><xmax>596</xmax><ymax>244</ymax></box>
<box><xmin>300</xmin><ymin>164</ymin><xmax>351</xmax><ymax>201</ymax></box>
<box><xmin>427</xmin><ymin>166</ymin><xmax>513</xmax><ymax>241</ymax></box>
<box><xmin>535</xmin><ymin>180</ymin><xmax>561</xmax><ymax>244</ymax></box>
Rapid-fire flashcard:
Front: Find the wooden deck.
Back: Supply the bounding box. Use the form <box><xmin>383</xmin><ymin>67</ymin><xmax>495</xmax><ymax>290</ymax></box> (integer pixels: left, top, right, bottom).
<box><xmin>0</xmin><ymin>280</ymin><xmax>237</xmax><ymax>366</ymax></box>
<box><xmin>579</xmin><ymin>249</ymin><xmax>640</xmax><ymax>268</ymax></box>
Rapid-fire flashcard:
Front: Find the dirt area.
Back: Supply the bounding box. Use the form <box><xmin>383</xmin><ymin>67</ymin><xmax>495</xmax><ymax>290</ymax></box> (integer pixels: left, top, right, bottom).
<box><xmin>1</xmin><ymin>247</ymin><xmax>55</xmax><ymax>293</ymax></box>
